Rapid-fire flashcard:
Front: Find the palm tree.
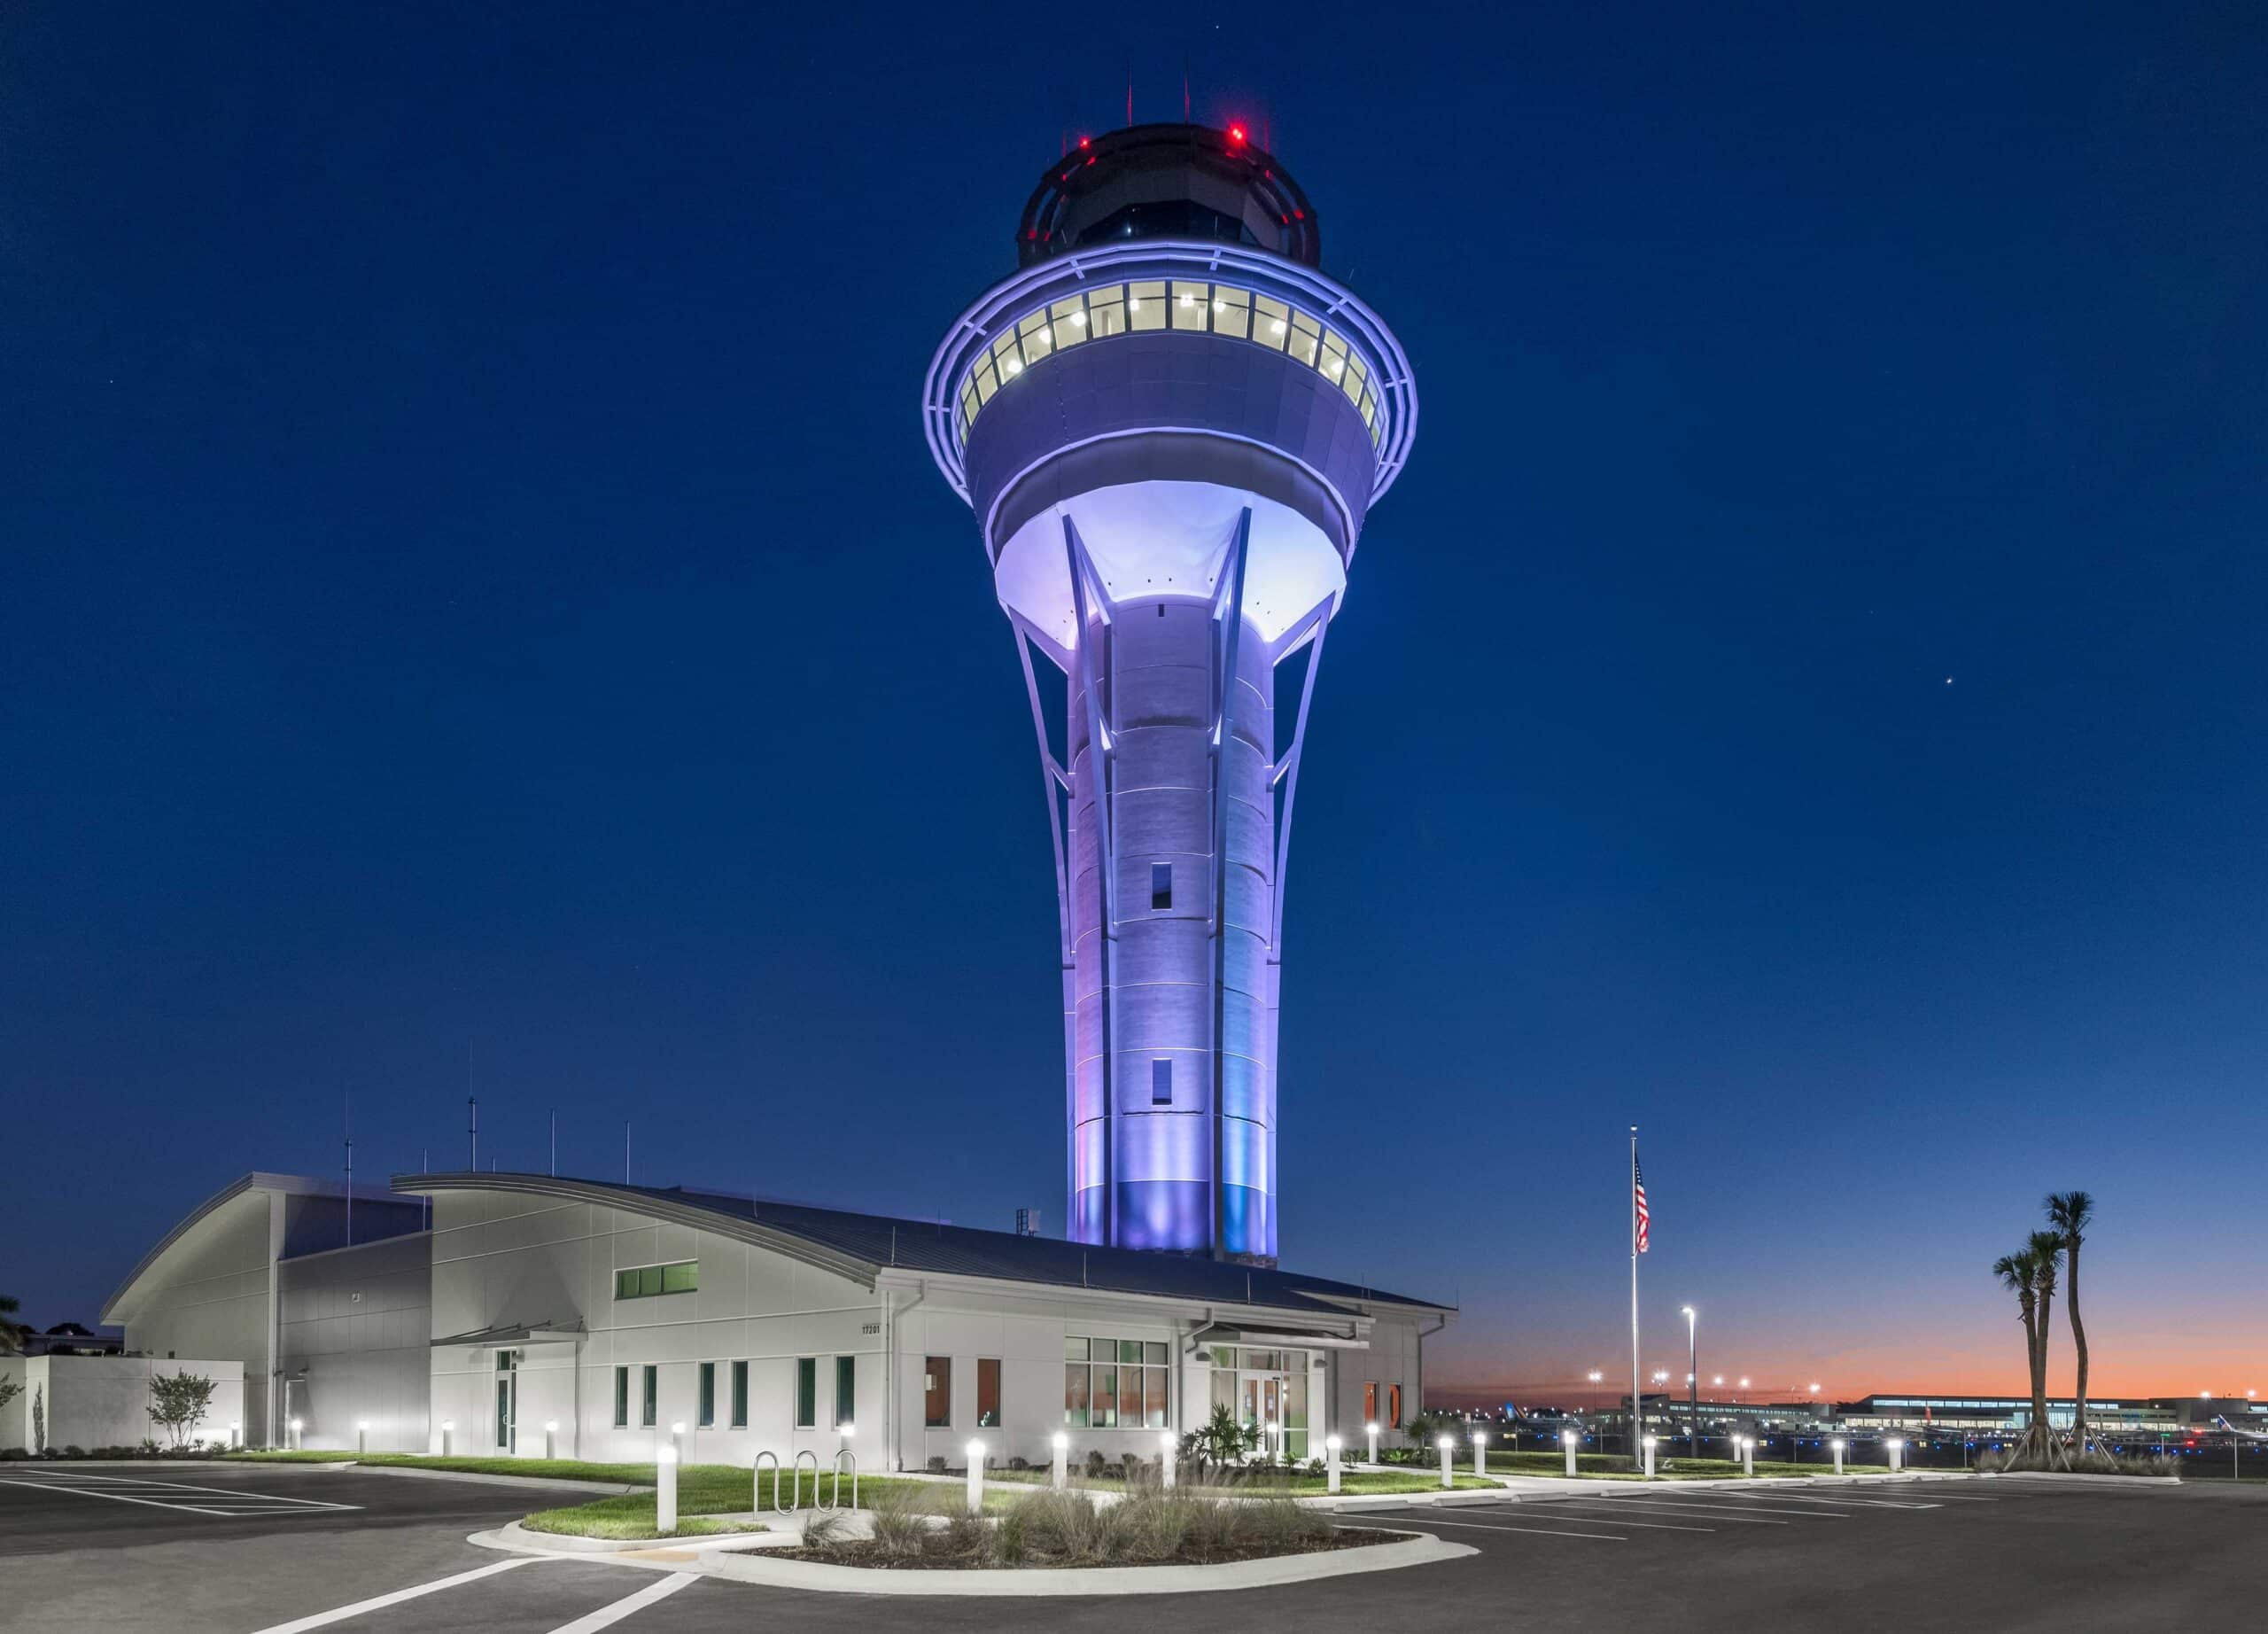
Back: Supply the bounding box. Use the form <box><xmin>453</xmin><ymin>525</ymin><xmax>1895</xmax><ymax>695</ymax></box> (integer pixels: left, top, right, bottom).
<box><xmin>1992</xmin><ymin>1247</ymin><xmax>2042</xmax><ymax>1454</ymax></box>
<box><xmin>2023</xmin><ymin>1228</ymin><xmax>2068</xmax><ymax>1466</ymax></box>
<box><xmin>2046</xmin><ymin>1192</ymin><xmax>2095</xmax><ymax>1458</ymax></box>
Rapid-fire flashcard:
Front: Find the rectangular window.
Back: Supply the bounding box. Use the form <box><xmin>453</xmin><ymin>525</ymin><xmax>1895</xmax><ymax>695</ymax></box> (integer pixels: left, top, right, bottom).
<box><xmin>1253</xmin><ymin>294</ymin><xmax>1291</xmax><ymax>351</ymax></box>
<box><xmin>835</xmin><ymin>1356</ymin><xmax>857</xmax><ymax>1429</ymax></box>
<box><xmin>1170</xmin><ymin>280</ymin><xmax>1210</xmax><ymax>331</ymax></box>
<box><xmin>1150</xmin><ymin>861</ymin><xmax>1172</xmax><ymax>910</ymax></box>
<box><xmin>731</xmin><ymin>1361</ymin><xmax>749</xmax><ymax>1428</ymax></box>
<box><xmin>1143</xmin><ymin>1362</ymin><xmax>1169</xmax><ymax>1428</ymax></box>
<box><xmin>1064</xmin><ymin>1359</ymin><xmax>1090</xmax><ymax>1427</ymax></box>
<box><xmin>1092</xmin><ymin>1362</ymin><xmax>1118</xmax><ymax>1428</ymax></box>
<box><xmin>1051</xmin><ymin>295</ymin><xmax>1089</xmax><ymax>350</ymax></box>
<box><xmin>977</xmin><ymin>1358</ymin><xmax>1002</xmax><ymax>1428</ymax></box>
<box><xmin>613</xmin><ymin>1366</ymin><xmax>629</xmax><ymax>1427</ymax></box>
<box><xmin>1151</xmin><ymin>1058</ymin><xmax>1172</xmax><ymax>1105</ymax></box>
<box><xmin>1211</xmin><ymin>284</ymin><xmax>1251</xmax><ymax>340</ymax></box>
<box><xmin>1288</xmin><ymin>311</ymin><xmax>1322</xmax><ymax>367</ymax></box>
<box><xmin>1062</xmin><ymin>1335</ymin><xmax>1169</xmax><ymax>1428</ymax></box>
<box><xmin>1319</xmin><ymin>330</ymin><xmax>1350</xmax><ymax>390</ymax></box>
<box><xmin>1387</xmin><ymin>1383</ymin><xmax>1402</xmax><ymax>1428</ymax></box>
<box><xmin>1128</xmin><ymin>280</ymin><xmax>1166</xmax><ymax>331</ymax></box>
<box><xmin>1019</xmin><ymin>307</ymin><xmax>1054</xmax><ymax>365</ymax></box>
<box><xmin>796</xmin><ymin>1358</ymin><xmax>817</xmax><ymax>1428</ymax></box>
<box><xmin>924</xmin><ymin>1357</ymin><xmax>952</xmax><ymax>1428</ymax></box>
<box><xmin>615</xmin><ymin>1261</ymin><xmax>697</xmax><ymax>1300</ymax></box>
<box><xmin>698</xmin><ymin>1361</ymin><xmax>715</xmax><ymax>1428</ymax></box>
<box><xmin>641</xmin><ymin>1365</ymin><xmax>657</xmax><ymax>1428</ymax></box>
<box><xmin>1087</xmin><ymin>284</ymin><xmax>1127</xmax><ymax>338</ymax></box>
<box><xmin>1363</xmin><ymin>1381</ymin><xmax>1379</xmax><ymax>1424</ymax></box>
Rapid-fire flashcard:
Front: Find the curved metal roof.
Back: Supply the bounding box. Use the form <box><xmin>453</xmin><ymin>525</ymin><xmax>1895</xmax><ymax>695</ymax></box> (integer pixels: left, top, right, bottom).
<box><xmin>393</xmin><ymin>1171</ymin><xmax>1450</xmax><ymax>1317</ymax></box>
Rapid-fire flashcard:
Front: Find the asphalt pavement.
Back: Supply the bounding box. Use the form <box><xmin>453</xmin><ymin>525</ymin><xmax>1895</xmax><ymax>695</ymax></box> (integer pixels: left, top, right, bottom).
<box><xmin>4</xmin><ymin>1464</ymin><xmax>2264</xmax><ymax>1633</ymax></box>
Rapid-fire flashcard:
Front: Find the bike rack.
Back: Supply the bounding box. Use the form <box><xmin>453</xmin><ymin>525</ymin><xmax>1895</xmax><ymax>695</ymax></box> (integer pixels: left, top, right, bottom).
<box><xmin>790</xmin><ymin>1448</ymin><xmax>819</xmax><ymax>1512</ymax></box>
<box><xmin>754</xmin><ymin>1450</ymin><xmax>785</xmax><ymax>1513</ymax></box>
<box><xmin>827</xmin><ymin>1447</ymin><xmax>858</xmax><ymax>1510</ymax></box>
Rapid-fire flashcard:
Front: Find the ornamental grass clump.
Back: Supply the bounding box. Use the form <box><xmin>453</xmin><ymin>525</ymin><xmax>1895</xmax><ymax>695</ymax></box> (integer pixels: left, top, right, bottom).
<box><xmin>865</xmin><ymin>1485</ymin><xmax>930</xmax><ymax>1558</ymax></box>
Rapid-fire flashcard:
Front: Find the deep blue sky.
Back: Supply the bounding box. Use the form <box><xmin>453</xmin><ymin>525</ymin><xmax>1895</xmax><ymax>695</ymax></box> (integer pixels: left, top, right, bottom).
<box><xmin>4</xmin><ymin>2</ymin><xmax>2262</xmax><ymax>1398</ymax></box>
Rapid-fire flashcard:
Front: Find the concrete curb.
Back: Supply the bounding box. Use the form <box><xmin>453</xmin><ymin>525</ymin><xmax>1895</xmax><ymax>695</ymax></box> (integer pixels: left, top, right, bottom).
<box><xmin>482</xmin><ymin>1520</ymin><xmax>784</xmax><ymax>1553</ymax></box>
<box><xmin>477</xmin><ymin>1523</ymin><xmax>1473</xmax><ymax>1596</ymax></box>
<box><xmin>1981</xmin><ymin>1472</ymin><xmax>2183</xmax><ymax>1489</ymax></box>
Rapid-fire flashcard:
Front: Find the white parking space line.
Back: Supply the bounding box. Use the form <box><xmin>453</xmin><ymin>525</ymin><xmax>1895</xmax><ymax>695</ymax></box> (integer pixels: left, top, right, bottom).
<box><xmin>1408</xmin><ymin>1511</ymin><xmax>1713</xmax><ymax>1535</ymax></box>
<box><xmin>1392</xmin><ymin>1516</ymin><xmax>1628</xmax><ymax>1542</ymax></box>
<box><xmin>0</xmin><ymin>1472</ymin><xmax>361</xmax><ymax>1513</ymax></box>
<box><xmin>247</xmin><ymin>1558</ymin><xmax>537</xmax><ymax>1634</ymax></box>
<box><xmin>1534</xmin><ymin>1499</ymin><xmax>1791</xmax><ymax>1524</ymax></box>
<box><xmin>1604</xmin><ymin>1498</ymin><xmax>1845</xmax><ymax>1518</ymax></box>
<box><xmin>0</xmin><ymin>1480</ymin><xmax>238</xmax><ymax>1516</ymax></box>
<box><xmin>546</xmin><ymin>1572</ymin><xmax>700</xmax><ymax>1632</ymax></box>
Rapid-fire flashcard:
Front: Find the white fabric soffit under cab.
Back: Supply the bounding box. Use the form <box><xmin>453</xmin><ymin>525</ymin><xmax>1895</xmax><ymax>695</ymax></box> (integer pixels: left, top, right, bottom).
<box><xmin>993</xmin><ymin>481</ymin><xmax>1345</xmax><ymax>650</ymax></box>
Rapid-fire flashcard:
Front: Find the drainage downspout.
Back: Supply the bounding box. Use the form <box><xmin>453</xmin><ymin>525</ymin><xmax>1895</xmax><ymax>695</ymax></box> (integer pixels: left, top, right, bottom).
<box><xmin>886</xmin><ymin>1280</ymin><xmax>928</xmax><ymax>1473</ymax></box>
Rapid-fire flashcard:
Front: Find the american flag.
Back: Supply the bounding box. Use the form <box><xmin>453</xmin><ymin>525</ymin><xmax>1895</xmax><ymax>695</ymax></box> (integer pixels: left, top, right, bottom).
<box><xmin>1634</xmin><ymin>1154</ymin><xmax>1651</xmax><ymax>1254</ymax></box>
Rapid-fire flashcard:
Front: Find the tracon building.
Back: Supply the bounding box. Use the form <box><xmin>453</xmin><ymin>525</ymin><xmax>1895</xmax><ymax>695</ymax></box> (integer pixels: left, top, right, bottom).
<box><xmin>68</xmin><ymin>123</ymin><xmax>1449</xmax><ymax>1467</ymax></box>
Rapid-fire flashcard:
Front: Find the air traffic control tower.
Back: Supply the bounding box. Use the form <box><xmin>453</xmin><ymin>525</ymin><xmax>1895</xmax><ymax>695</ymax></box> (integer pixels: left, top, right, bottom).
<box><xmin>923</xmin><ymin>123</ymin><xmax>1416</xmax><ymax>1266</ymax></box>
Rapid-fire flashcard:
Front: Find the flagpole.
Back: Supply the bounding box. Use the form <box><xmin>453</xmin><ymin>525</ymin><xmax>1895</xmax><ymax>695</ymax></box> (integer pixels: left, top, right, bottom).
<box><xmin>1630</xmin><ymin>1124</ymin><xmax>1641</xmax><ymax>1470</ymax></box>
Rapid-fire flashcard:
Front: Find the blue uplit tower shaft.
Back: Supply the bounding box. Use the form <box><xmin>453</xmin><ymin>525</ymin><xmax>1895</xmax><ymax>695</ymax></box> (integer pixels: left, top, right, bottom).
<box><xmin>924</xmin><ymin>124</ymin><xmax>1416</xmax><ymax>1264</ymax></box>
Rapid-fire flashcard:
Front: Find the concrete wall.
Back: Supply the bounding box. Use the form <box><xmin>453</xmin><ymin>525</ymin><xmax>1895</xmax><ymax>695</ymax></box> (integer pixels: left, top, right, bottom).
<box><xmin>120</xmin><ymin>1189</ymin><xmax>276</xmax><ymax>1444</ymax></box>
<box><xmin>278</xmin><ymin>1232</ymin><xmax>432</xmax><ymax>1453</ymax></box>
<box><xmin>1</xmin><ymin>1356</ymin><xmax>244</xmax><ymax>1451</ymax></box>
<box><xmin>1331</xmin><ymin>1311</ymin><xmax>1429</xmax><ymax>1451</ymax></box>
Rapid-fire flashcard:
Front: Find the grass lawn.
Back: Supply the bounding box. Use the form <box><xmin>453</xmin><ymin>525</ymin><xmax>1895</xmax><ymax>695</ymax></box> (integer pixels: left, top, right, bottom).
<box><xmin>227</xmin><ymin>1451</ymin><xmax>663</xmax><ymax>1483</ymax></box>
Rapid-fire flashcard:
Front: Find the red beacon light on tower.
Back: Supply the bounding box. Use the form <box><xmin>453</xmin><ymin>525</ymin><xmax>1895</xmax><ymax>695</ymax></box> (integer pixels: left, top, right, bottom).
<box><xmin>1227</xmin><ymin>122</ymin><xmax>1247</xmax><ymax>145</ymax></box>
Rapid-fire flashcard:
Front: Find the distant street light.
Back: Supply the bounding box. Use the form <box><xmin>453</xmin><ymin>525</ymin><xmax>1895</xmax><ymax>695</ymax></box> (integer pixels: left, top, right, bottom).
<box><xmin>1682</xmin><ymin>1307</ymin><xmax>1698</xmax><ymax>1460</ymax></box>
<box><xmin>1588</xmin><ymin>1370</ymin><xmax>1604</xmax><ymax>1383</ymax></box>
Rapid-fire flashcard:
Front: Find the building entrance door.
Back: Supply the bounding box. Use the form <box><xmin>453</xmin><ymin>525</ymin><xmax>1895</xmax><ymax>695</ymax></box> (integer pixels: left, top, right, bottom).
<box><xmin>494</xmin><ymin>1350</ymin><xmax>518</xmax><ymax>1451</ymax></box>
<box><xmin>1218</xmin><ymin>1350</ymin><xmax>1309</xmax><ymax>1459</ymax></box>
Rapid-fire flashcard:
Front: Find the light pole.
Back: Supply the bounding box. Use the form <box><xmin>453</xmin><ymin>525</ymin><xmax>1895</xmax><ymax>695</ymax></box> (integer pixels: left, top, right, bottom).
<box><xmin>1682</xmin><ymin>1307</ymin><xmax>1697</xmax><ymax>1462</ymax></box>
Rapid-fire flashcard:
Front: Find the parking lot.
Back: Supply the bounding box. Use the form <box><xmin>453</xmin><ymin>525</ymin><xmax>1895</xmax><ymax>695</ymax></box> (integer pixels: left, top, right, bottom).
<box><xmin>4</xmin><ymin>1467</ymin><xmax>2264</xmax><ymax>1632</ymax></box>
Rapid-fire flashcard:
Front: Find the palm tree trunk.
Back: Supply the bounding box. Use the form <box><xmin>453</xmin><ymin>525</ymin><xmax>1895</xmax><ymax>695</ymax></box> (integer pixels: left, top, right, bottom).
<box><xmin>2068</xmin><ymin>1240</ymin><xmax>2091</xmax><ymax>1459</ymax></box>
<box><xmin>2031</xmin><ymin>1278</ymin><xmax>2056</xmax><ymax>1461</ymax></box>
<box><xmin>2018</xmin><ymin>1302</ymin><xmax>2045</xmax><ymax>1459</ymax></box>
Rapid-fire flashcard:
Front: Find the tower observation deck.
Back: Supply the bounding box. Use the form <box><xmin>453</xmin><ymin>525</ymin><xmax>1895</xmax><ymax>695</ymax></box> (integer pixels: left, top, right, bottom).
<box><xmin>923</xmin><ymin>123</ymin><xmax>1416</xmax><ymax>1266</ymax></box>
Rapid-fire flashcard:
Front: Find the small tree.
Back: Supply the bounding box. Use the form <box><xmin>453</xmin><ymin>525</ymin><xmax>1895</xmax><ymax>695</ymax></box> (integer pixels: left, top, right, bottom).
<box><xmin>147</xmin><ymin>1370</ymin><xmax>218</xmax><ymax>1449</ymax></box>
<box><xmin>0</xmin><ymin>1376</ymin><xmax>20</xmax><ymax>1417</ymax></box>
<box><xmin>32</xmin><ymin>1383</ymin><xmax>46</xmax><ymax>1453</ymax></box>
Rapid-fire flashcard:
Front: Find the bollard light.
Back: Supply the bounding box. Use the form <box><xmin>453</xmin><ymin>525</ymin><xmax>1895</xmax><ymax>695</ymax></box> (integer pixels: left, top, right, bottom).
<box><xmin>1365</xmin><ymin>1420</ymin><xmax>1380</xmax><ymax>1465</ymax></box>
<box><xmin>229</xmin><ymin>1420</ymin><xmax>242</xmax><ymax>1449</ymax></box>
<box><xmin>1562</xmin><ymin>1428</ymin><xmax>1579</xmax><ymax>1478</ymax></box>
<box><xmin>1050</xmin><ymin>1430</ymin><xmax>1069</xmax><ymax>1491</ymax></box>
<box><xmin>1324</xmin><ymin>1434</ymin><xmax>1343</xmax><ymax>1495</ymax></box>
<box><xmin>441</xmin><ymin>1418</ymin><xmax>455</xmax><ymax>1458</ymax></box>
<box><xmin>1472</xmin><ymin>1428</ymin><xmax>1487</xmax><ymax>1478</ymax></box>
<box><xmin>1643</xmin><ymin>1434</ymin><xmax>1658</xmax><ymax>1479</ymax></box>
<box><xmin>1438</xmin><ymin>1435</ymin><xmax>1456</xmax><ymax>1490</ymax></box>
<box><xmin>1159</xmin><ymin>1430</ymin><xmax>1177</xmax><ymax>1490</ymax></box>
<box><xmin>356</xmin><ymin>1420</ymin><xmax>369</xmax><ymax>1455</ymax></box>
<box><xmin>655</xmin><ymin>1443</ymin><xmax>680</xmax><ymax>1533</ymax></box>
<box><xmin>1740</xmin><ymin>1436</ymin><xmax>1755</xmax><ymax>1477</ymax></box>
<box><xmin>1888</xmin><ymin>1436</ymin><xmax>1906</xmax><ymax>1474</ymax></box>
<box><xmin>965</xmin><ymin>1439</ymin><xmax>987</xmax><ymax>1515</ymax></box>
<box><xmin>1830</xmin><ymin>1436</ymin><xmax>1846</xmax><ymax>1476</ymax></box>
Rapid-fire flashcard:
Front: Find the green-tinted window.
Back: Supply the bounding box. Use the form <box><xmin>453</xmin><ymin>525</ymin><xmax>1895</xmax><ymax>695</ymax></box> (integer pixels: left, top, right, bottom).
<box><xmin>1119</xmin><ymin>1340</ymin><xmax>1144</xmax><ymax>1365</ymax></box>
<box><xmin>730</xmin><ymin>1360</ymin><xmax>749</xmax><ymax>1428</ymax></box>
<box><xmin>613</xmin><ymin>1366</ymin><xmax>628</xmax><ymax>1427</ymax></box>
<box><xmin>835</xmin><ymin>1356</ymin><xmax>856</xmax><ymax>1428</ymax></box>
<box><xmin>641</xmin><ymin>1365</ymin><xmax>657</xmax><ymax>1428</ymax></box>
<box><xmin>698</xmin><ymin>1361</ymin><xmax>716</xmax><ymax>1428</ymax></box>
<box><xmin>796</xmin><ymin>1358</ymin><xmax>817</xmax><ymax>1428</ymax></box>
<box><xmin>615</xmin><ymin>1260</ymin><xmax>695</xmax><ymax>1300</ymax></box>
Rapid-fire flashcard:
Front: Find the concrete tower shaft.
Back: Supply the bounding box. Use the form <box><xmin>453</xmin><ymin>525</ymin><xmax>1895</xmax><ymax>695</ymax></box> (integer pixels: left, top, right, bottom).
<box><xmin>924</xmin><ymin>128</ymin><xmax>1415</xmax><ymax>1264</ymax></box>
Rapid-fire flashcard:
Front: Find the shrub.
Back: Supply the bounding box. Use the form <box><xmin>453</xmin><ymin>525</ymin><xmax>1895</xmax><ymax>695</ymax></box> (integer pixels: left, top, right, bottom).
<box><xmin>994</xmin><ymin>1506</ymin><xmax>1029</xmax><ymax>1564</ymax></box>
<box><xmin>925</xmin><ymin>1455</ymin><xmax>947</xmax><ymax>1474</ymax></box>
<box><xmin>1084</xmin><ymin>1447</ymin><xmax>1108</xmax><ymax>1477</ymax></box>
<box><xmin>1007</xmin><ymin>1455</ymin><xmax>1029</xmax><ymax>1472</ymax></box>
<box><xmin>936</xmin><ymin>1507</ymin><xmax>991</xmax><ymax>1560</ymax></box>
